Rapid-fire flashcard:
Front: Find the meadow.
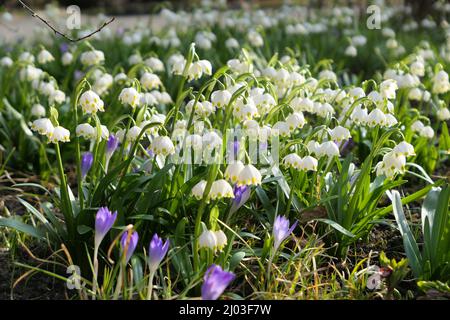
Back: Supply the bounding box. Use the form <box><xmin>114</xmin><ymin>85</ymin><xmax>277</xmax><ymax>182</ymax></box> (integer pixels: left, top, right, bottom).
<box><xmin>0</xmin><ymin>1</ymin><xmax>449</xmax><ymax>300</ymax></box>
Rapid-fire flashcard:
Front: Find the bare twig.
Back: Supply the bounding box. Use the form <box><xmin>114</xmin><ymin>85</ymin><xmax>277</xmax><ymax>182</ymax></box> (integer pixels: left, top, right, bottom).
<box><xmin>17</xmin><ymin>0</ymin><xmax>115</xmax><ymax>42</ymax></box>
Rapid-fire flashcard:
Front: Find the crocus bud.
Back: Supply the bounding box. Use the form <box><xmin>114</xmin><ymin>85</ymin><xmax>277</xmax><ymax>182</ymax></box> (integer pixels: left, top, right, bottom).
<box><xmin>148</xmin><ymin>233</ymin><xmax>169</xmax><ymax>274</ymax></box>
<box><xmin>81</xmin><ymin>152</ymin><xmax>93</xmax><ymax>178</ymax></box>
<box><xmin>106</xmin><ymin>134</ymin><xmax>120</xmax><ymax>157</ymax></box>
<box><xmin>120</xmin><ymin>230</ymin><xmax>139</xmax><ymax>264</ymax></box>
<box><xmin>94</xmin><ymin>207</ymin><xmax>117</xmax><ymax>248</ymax></box>
<box><xmin>201</xmin><ymin>264</ymin><xmax>235</xmax><ymax>300</ymax></box>
<box><xmin>273</xmin><ymin>215</ymin><xmax>298</xmax><ymax>251</ymax></box>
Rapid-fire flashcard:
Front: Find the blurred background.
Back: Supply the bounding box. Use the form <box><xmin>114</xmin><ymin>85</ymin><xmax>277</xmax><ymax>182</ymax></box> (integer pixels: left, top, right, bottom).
<box><xmin>0</xmin><ymin>0</ymin><xmax>441</xmax><ymax>18</ymax></box>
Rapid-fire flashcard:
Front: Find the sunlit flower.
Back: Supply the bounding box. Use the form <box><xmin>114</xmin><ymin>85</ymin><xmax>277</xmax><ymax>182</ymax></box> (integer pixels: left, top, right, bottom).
<box><xmin>94</xmin><ymin>207</ymin><xmax>117</xmax><ymax>249</ymax></box>
<box><xmin>37</xmin><ymin>49</ymin><xmax>54</xmax><ymax>64</ymax></box>
<box><xmin>148</xmin><ymin>233</ymin><xmax>169</xmax><ymax>274</ymax></box>
<box><xmin>81</xmin><ymin>152</ymin><xmax>93</xmax><ymax>178</ymax></box>
<box><xmin>209</xmin><ymin>179</ymin><xmax>234</xmax><ymax>200</ymax></box>
<box><xmin>192</xmin><ymin>180</ymin><xmax>207</xmax><ymax>200</ymax></box>
<box><xmin>330</xmin><ymin>125</ymin><xmax>351</xmax><ymax>142</ymax></box>
<box><xmin>31</xmin><ymin>104</ymin><xmax>46</xmax><ymax>117</ymax></box>
<box><xmin>49</xmin><ymin>126</ymin><xmax>70</xmax><ymax>143</ymax></box>
<box><xmin>120</xmin><ymin>230</ymin><xmax>139</xmax><ymax>264</ymax></box>
<box><xmin>79</xmin><ymin>90</ymin><xmax>105</xmax><ymax>114</ymax></box>
<box><xmin>225</xmin><ymin>161</ymin><xmax>245</xmax><ymax>184</ymax></box>
<box><xmin>237</xmin><ymin>164</ymin><xmax>262</xmax><ymax>186</ymax></box>
<box><xmin>273</xmin><ymin>215</ymin><xmax>298</xmax><ymax>251</ymax></box>
<box><xmin>31</xmin><ymin>118</ymin><xmax>54</xmax><ymax>136</ymax></box>
<box><xmin>201</xmin><ymin>264</ymin><xmax>235</xmax><ymax>300</ymax></box>
<box><xmin>119</xmin><ymin>87</ymin><xmax>139</xmax><ymax>108</ymax></box>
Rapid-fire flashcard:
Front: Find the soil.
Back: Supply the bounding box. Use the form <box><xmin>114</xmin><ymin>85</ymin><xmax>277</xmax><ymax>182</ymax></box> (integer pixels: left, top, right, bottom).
<box><xmin>0</xmin><ymin>246</ymin><xmax>67</xmax><ymax>300</ymax></box>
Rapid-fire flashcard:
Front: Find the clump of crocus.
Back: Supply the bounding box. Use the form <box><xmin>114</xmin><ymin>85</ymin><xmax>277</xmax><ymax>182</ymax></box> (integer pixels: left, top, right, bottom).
<box><xmin>272</xmin><ymin>215</ymin><xmax>298</xmax><ymax>251</ymax></box>
<box><xmin>201</xmin><ymin>264</ymin><xmax>235</xmax><ymax>300</ymax></box>
<box><xmin>146</xmin><ymin>233</ymin><xmax>169</xmax><ymax>300</ymax></box>
<box><xmin>81</xmin><ymin>152</ymin><xmax>93</xmax><ymax>179</ymax></box>
<box><xmin>93</xmin><ymin>207</ymin><xmax>117</xmax><ymax>298</ymax></box>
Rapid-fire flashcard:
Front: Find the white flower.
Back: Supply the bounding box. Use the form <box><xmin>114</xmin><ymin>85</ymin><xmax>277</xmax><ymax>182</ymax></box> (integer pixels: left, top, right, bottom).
<box><xmin>421</xmin><ymin>126</ymin><xmax>434</xmax><ymax>138</ymax></box>
<box><xmin>237</xmin><ymin>164</ymin><xmax>262</xmax><ymax>186</ymax></box>
<box><xmin>432</xmin><ymin>70</ymin><xmax>450</xmax><ymax>94</ymax></box>
<box><xmin>410</xmin><ymin>60</ymin><xmax>425</xmax><ymax>77</ymax></box>
<box><xmin>393</xmin><ymin>141</ymin><xmax>415</xmax><ymax>157</ymax></box>
<box><xmin>128</xmin><ymin>54</ymin><xmax>142</xmax><ymax>65</ymax></box>
<box><xmin>316</xmin><ymin>103</ymin><xmax>334</xmax><ymax>118</ymax></box>
<box><xmin>140</xmin><ymin>73</ymin><xmax>161</xmax><ymax>90</ymax></box>
<box><xmin>345</xmin><ymin>45</ymin><xmax>357</xmax><ymax>57</ymax></box>
<box><xmin>1</xmin><ymin>56</ymin><xmax>13</xmax><ymax>67</ymax></box>
<box><xmin>248</xmin><ymin>30</ymin><xmax>264</xmax><ymax>47</ymax></box>
<box><xmin>31</xmin><ymin>118</ymin><xmax>54</xmax><ymax>136</ymax></box>
<box><xmin>437</xmin><ymin>108</ymin><xmax>450</xmax><ymax>120</ymax></box>
<box><xmin>214</xmin><ymin>230</ymin><xmax>227</xmax><ymax>251</ymax></box>
<box><xmin>351</xmin><ymin>105</ymin><xmax>368</xmax><ymax>124</ymax></box>
<box><xmin>79</xmin><ymin>90</ymin><xmax>104</xmax><ymax>114</ymax></box>
<box><xmin>124</xmin><ymin>126</ymin><xmax>141</xmax><ymax>142</ymax></box>
<box><xmin>317</xmin><ymin>141</ymin><xmax>340</xmax><ymax>158</ymax></box>
<box><xmin>31</xmin><ymin>104</ymin><xmax>46</xmax><ymax>117</ymax></box>
<box><xmin>330</xmin><ymin>125</ymin><xmax>351</xmax><ymax>142</ymax></box>
<box><xmin>76</xmin><ymin>123</ymin><xmax>96</xmax><ymax>139</ymax></box>
<box><xmin>199</xmin><ymin>230</ymin><xmax>217</xmax><ymax>251</ymax></box>
<box><xmin>49</xmin><ymin>126</ymin><xmax>70</xmax><ymax>143</ymax></box>
<box><xmin>187</xmin><ymin>61</ymin><xmax>203</xmax><ymax>81</ymax></box>
<box><xmin>384</xmin><ymin>114</ymin><xmax>398</xmax><ymax>127</ymax></box>
<box><xmin>209</xmin><ymin>179</ymin><xmax>234</xmax><ymax>200</ymax></box>
<box><xmin>253</xmin><ymin>93</ymin><xmax>276</xmax><ymax>115</ymax></box>
<box><xmin>380</xmin><ymin>79</ymin><xmax>398</xmax><ymax>99</ymax></box>
<box><xmin>198</xmin><ymin>60</ymin><xmax>212</xmax><ymax>76</ymax></box>
<box><xmin>349</xmin><ymin>87</ymin><xmax>366</xmax><ymax>99</ymax></box>
<box><xmin>61</xmin><ymin>52</ymin><xmax>73</xmax><ymax>66</ymax></box>
<box><xmin>145</xmin><ymin>57</ymin><xmax>165</xmax><ymax>72</ymax></box>
<box><xmin>192</xmin><ymin>180</ymin><xmax>207</xmax><ymax>200</ymax></box>
<box><xmin>37</xmin><ymin>49</ymin><xmax>54</xmax><ymax>64</ymax></box>
<box><xmin>225</xmin><ymin>38</ymin><xmax>239</xmax><ymax>49</ymax></box>
<box><xmin>114</xmin><ymin>73</ymin><xmax>128</xmax><ymax>83</ymax></box>
<box><xmin>300</xmin><ymin>155</ymin><xmax>318</xmax><ymax>171</ymax></box>
<box><xmin>286</xmin><ymin>112</ymin><xmax>306</xmax><ymax>131</ymax></box>
<box><xmin>80</xmin><ymin>50</ymin><xmax>105</xmax><ymax>66</ymax></box>
<box><xmin>18</xmin><ymin>52</ymin><xmax>34</xmax><ymax>64</ymax></box>
<box><xmin>411</xmin><ymin>120</ymin><xmax>425</xmax><ymax>133</ymax></box>
<box><xmin>119</xmin><ymin>87</ymin><xmax>139</xmax><ymax>108</ymax></box>
<box><xmin>151</xmin><ymin>136</ymin><xmax>175</xmax><ymax>156</ymax></box>
<box><xmin>283</xmin><ymin>153</ymin><xmax>302</xmax><ymax>169</ymax></box>
<box><xmin>383</xmin><ymin>151</ymin><xmax>406</xmax><ymax>172</ymax></box>
<box><xmin>408</xmin><ymin>88</ymin><xmax>423</xmax><ymax>101</ymax></box>
<box><xmin>291</xmin><ymin>97</ymin><xmax>314</xmax><ymax>113</ymax></box>
<box><xmin>49</xmin><ymin>90</ymin><xmax>66</xmax><ymax>104</ymax></box>
<box><xmin>367</xmin><ymin>108</ymin><xmax>386</xmax><ymax>127</ymax></box>
<box><xmin>267</xmin><ymin>120</ymin><xmax>289</xmax><ymax>137</ymax></box>
<box><xmin>225</xmin><ymin>161</ymin><xmax>245</xmax><ymax>184</ymax></box>
<box><xmin>20</xmin><ymin>65</ymin><xmax>42</xmax><ymax>81</ymax></box>
<box><xmin>211</xmin><ymin>90</ymin><xmax>232</xmax><ymax>108</ymax></box>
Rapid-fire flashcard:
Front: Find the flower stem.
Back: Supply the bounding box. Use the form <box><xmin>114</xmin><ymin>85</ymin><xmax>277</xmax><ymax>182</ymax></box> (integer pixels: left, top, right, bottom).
<box><xmin>146</xmin><ymin>270</ymin><xmax>155</xmax><ymax>300</ymax></box>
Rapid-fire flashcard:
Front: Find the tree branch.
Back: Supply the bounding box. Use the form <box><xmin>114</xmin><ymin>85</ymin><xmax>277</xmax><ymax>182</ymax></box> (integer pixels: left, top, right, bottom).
<box><xmin>17</xmin><ymin>0</ymin><xmax>115</xmax><ymax>42</ymax></box>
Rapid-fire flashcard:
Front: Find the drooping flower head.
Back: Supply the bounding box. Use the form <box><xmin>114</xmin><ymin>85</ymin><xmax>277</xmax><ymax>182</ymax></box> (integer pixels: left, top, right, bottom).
<box><xmin>201</xmin><ymin>264</ymin><xmax>235</xmax><ymax>300</ymax></box>
<box><xmin>94</xmin><ymin>207</ymin><xmax>117</xmax><ymax>248</ymax></box>
<box><xmin>148</xmin><ymin>233</ymin><xmax>169</xmax><ymax>273</ymax></box>
<box><xmin>273</xmin><ymin>215</ymin><xmax>298</xmax><ymax>251</ymax></box>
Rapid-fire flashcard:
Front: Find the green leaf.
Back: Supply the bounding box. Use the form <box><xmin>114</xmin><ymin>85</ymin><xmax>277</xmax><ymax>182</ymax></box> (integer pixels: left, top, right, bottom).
<box><xmin>315</xmin><ymin>218</ymin><xmax>355</xmax><ymax>238</ymax></box>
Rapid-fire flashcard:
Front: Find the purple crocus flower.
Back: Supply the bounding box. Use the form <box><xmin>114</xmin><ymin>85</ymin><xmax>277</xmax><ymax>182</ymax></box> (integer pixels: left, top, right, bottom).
<box><xmin>201</xmin><ymin>264</ymin><xmax>235</xmax><ymax>300</ymax></box>
<box><xmin>94</xmin><ymin>207</ymin><xmax>117</xmax><ymax>248</ymax></box>
<box><xmin>120</xmin><ymin>231</ymin><xmax>139</xmax><ymax>264</ymax></box>
<box><xmin>148</xmin><ymin>233</ymin><xmax>170</xmax><ymax>273</ymax></box>
<box><xmin>74</xmin><ymin>70</ymin><xmax>84</xmax><ymax>81</ymax></box>
<box><xmin>81</xmin><ymin>152</ymin><xmax>93</xmax><ymax>178</ymax></box>
<box><xmin>106</xmin><ymin>134</ymin><xmax>120</xmax><ymax>157</ymax></box>
<box><xmin>273</xmin><ymin>215</ymin><xmax>298</xmax><ymax>251</ymax></box>
<box><xmin>230</xmin><ymin>184</ymin><xmax>251</xmax><ymax>214</ymax></box>
<box><xmin>60</xmin><ymin>43</ymin><xmax>69</xmax><ymax>53</ymax></box>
